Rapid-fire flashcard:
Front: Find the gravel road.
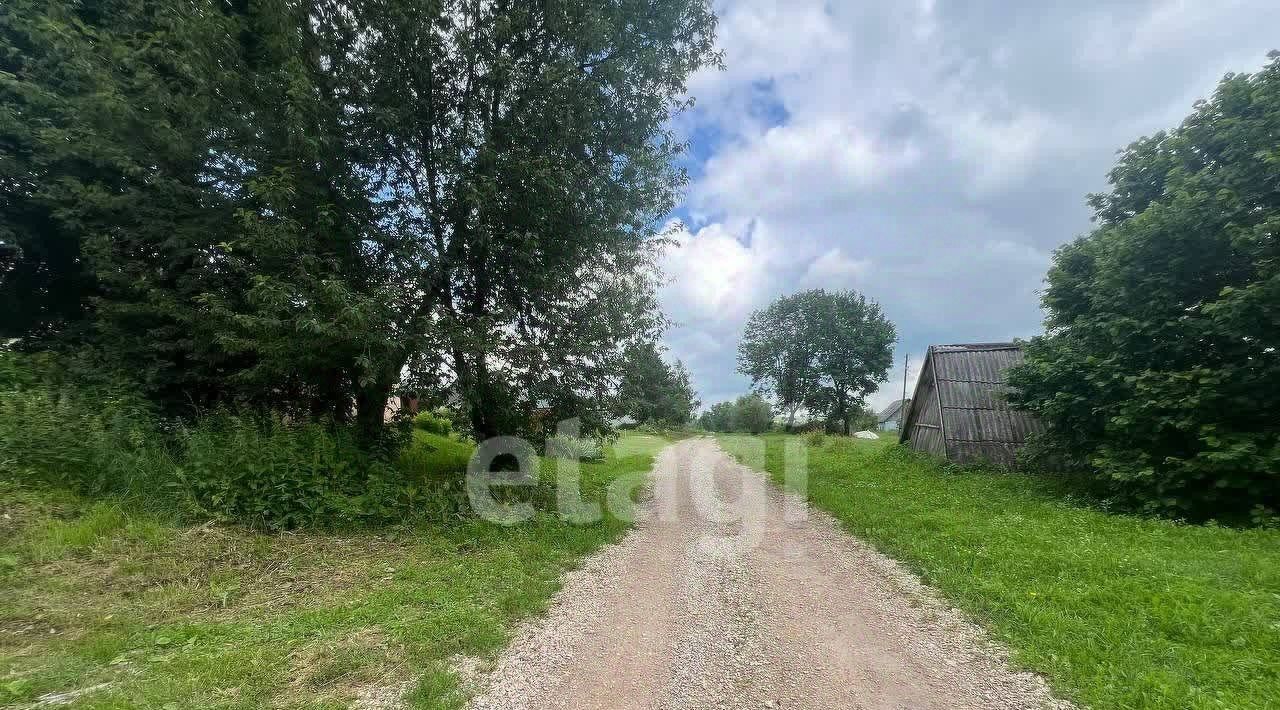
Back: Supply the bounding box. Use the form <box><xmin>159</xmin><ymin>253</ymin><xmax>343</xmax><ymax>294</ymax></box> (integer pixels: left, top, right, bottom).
<box><xmin>465</xmin><ymin>437</ymin><xmax>1072</xmax><ymax>710</ymax></box>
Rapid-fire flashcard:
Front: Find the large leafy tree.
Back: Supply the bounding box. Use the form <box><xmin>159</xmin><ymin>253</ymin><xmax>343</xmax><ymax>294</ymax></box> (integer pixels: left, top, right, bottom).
<box><xmin>0</xmin><ymin>0</ymin><xmax>388</xmax><ymax>427</ymax></box>
<box><xmin>0</xmin><ymin>0</ymin><xmax>243</xmax><ymax>395</ymax></box>
<box><xmin>340</xmin><ymin>0</ymin><xmax>719</xmax><ymax>440</ymax></box>
<box><xmin>737</xmin><ymin>291</ymin><xmax>821</xmax><ymax>426</ymax></box>
<box><xmin>739</xmin><ymin>289</ymin><xmax>895</xmax><ymax>434</ymax></box>
<box><xmin>1009</xmin><ymin>54</ymin><xmax>1280</xmax><ymax>521</ymax></box>
<box><xmin>1</xmin><ymin>0</ymin><xmax>719</xmax><ymax>442</ymax></box>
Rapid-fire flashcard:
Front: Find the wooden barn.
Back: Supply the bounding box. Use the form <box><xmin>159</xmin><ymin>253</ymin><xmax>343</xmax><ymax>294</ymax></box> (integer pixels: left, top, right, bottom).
<box><xmin>899</xmin><ymin>343</ymin><xmax>1041</xmax><ymax>466</ymax></box>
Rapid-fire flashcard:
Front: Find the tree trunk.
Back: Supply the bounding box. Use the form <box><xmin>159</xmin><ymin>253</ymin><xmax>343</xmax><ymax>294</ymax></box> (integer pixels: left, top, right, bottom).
<box><xmin>353</xmin><ymin>375</ymin><xmax>394</xmax><ymax>446</ymax></box>
<box><xmin>453</xmin><ymin>346</ymin><xmax>501</xmax><ymax>443</ymax></box>
<box><xmin>468</xmin><ymin>354</ymin><xmax>500</xmax><ymax>442</ymax></box>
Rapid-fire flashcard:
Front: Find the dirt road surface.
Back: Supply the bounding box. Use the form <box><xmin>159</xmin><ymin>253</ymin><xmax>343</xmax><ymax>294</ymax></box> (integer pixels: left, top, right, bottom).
<box><xmin>466</xmin><ymin>437</ymin><xmax>1070</xmax><ymax>710</ymax></box>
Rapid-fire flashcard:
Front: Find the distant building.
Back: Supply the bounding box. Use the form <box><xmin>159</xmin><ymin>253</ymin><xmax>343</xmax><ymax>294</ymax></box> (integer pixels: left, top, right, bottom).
<box><xmin>876</xmin><ymin>399</ymin><xmax>910</xmax><ymax>432</ymax></box>
<box><xmin>899</xmin><ymin>343</ymin><xmax>1041</xmax><ymax>466</ymax></box>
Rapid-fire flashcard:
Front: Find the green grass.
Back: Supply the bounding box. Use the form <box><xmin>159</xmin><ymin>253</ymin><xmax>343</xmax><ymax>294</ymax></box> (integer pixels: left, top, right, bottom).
<box><xmin>719</xmin><ymin>433</ymin><xmax>1280</xmax><ymax>710</ymax></box>
<box><xmin>399</xmin><ymin>430</ymin><xmax>476</xmax><ymax>480</ymax></box>
<box><xmin>0</xmin><ymin>432</ymin><xmax>669</xmax><ymax>709</ymax></box>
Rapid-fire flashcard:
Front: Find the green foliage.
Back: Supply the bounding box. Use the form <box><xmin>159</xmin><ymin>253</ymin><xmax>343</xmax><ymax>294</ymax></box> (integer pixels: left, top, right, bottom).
<box><xmin>0</xmin><ymin>359</ymin><xmax>423</xmax><ymax>530</ymax></box>
<box><xmin>697</xmin><ymin>401</ymin><xmax>736</xmax><ymax>432</ymax></box>
<box><xmin>0</xmin><ymin>0</ymin><xmax>403</xmax><ymax>427</ymax></box>
<box><xmin>414</xmin><ymin>410</ymin><xmax>454</xmax><ymax>437</ymax></box>
<box><xmin>1008</xmin><ymin>54</ymin><xmax>1280</xmax><ymax>521</ymax></box>
<box><xmin>0</xmin><ymin>434</ymin><xmax>666</xmax><ymax>708</ymax></box>
<box><xmin>341</xmin><ymin>0</ymin><xmax>721</xmax><ymax>441</ymax></box>
<box><xmin>0</xmin><ymin>381</ymin><xmax>176</xmax><ymax>498</ymax></box>
<box><xmin>732</xmin><ymin>394</ymin><xmax>774</xmax><ymax>434</ymax></box>
<box><xmin>177</xmin><ymin>416</ymin><xmax>414</xmax><ymax>530</ymax></box>
<box><xmin>1</xmin><ymin>0</ymin><xmax>721</xmax><ymax>442</ymax></box>
<box><xmin>700</xmin><ymin>394</ymin><xmax>774</xmax><ymax>434</ymax></box>
<box><xmin>738</xmin><ymin>289</ymin><xmax>895</xmax><ymax>434</ymax></box>
<box><xmin>617</xmin><ymin>342</ymin><xmax>700</xmax><ymax>427</ymax></box>
<box><xmin>846</xmin><ymin>404</ymin><xmax>880</xmax><ymax>434</ymax></box>
<box><xmin>723</xmin><ymin>434</ymin><xmax>1280</xmax><ymax>710</ymax></box>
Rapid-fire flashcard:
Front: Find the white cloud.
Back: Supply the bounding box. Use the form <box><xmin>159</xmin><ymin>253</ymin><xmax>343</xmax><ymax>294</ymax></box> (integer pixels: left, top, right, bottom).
<box><xmin>695</xmin><ymin>118</ymin><xmax>923</xmax><ymax>216</ymax></box>
<box><xmin>659</xmin><ymin>219</ymin><xmax>771</xmax><ymax>327</ymax></box>
<box><xmin>664</xmin><ymin>0</ymin><xmax>1280</xmax><ymax>411</ymax></box>
<box><xmin>798</xmin><ymin>248</ymin><xmax>872</xmax><ymax>289</ymax></box>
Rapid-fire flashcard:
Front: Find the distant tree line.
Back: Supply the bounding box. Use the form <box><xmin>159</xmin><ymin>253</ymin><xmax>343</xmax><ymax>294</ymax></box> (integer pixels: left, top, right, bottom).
<box><xmin>698</xmin><ymin>394</ymin><xmax>773</xmax><ymax>434</ymax></box>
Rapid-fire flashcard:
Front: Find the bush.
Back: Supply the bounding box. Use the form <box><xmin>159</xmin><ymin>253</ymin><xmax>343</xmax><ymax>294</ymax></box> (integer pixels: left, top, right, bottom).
<box><xmin>0</xmin><ymin>359</ymin><xmax>424</xmax><ymax>529</ymax></box>
<box><xmin>805</xmin><ymin>431</ymin><xmax>827</xmax><ymax>448</ymax></box>
<box><xmin>1008</xmin><ymin>58</ymin><xmax>1280</xmax><ymax>522</ymax></box>
<box><xmin>545</xmin><ymin>435</ymin><xmax>605</xmax><ymax>461</ymax></box>
<box><xmin>413</xmin><ymin>409</ymin><xmax>453</xmax><ymax>437</ymax></box>
<box><xmin>0</xmin><ymin>383</ymin><xmax>176</xmax><ymax>498</ymax></box>
<box><xmin>177</xmin><ymin>415</ymin><xmax>416</xmax><ymax>529</ymax></box>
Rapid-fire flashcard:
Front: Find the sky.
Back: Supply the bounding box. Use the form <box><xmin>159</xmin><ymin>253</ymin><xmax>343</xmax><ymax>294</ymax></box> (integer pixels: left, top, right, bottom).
<box><xmin>657</xmin><ymin>0</ymin><xmax>1280</xmax><ymax>414</ymax></box>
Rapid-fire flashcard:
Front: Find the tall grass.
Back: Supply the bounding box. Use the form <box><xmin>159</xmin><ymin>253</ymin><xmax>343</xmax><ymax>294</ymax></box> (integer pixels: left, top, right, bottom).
<box><xmin>0</xmin><ymin>385</ymin><xmax>177</xmax><ymax>498</ymax></box>
<box><xmin>0</xmin><ymin>380</ymin><xmax>441</xmax><ymax>529</ymax></box>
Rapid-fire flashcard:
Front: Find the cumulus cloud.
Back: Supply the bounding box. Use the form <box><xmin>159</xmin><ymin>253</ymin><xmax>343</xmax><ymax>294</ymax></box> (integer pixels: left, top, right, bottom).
<box><xmin>798</xmin><ymin>248</ymin><xmax>871</xmax><ymax>289</ymax></box>
<box><xmin>663</xmin><ymin>0</ymin><xmax>1280</xmax><ymax>411</ymax></box>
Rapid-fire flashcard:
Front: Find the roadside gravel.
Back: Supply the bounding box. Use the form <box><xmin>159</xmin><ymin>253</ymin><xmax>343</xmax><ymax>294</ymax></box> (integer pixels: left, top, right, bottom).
<box><xmin>466</xmin><ymin>437</ymin><xmax>1072</xmax><ymax>710</ymax></box>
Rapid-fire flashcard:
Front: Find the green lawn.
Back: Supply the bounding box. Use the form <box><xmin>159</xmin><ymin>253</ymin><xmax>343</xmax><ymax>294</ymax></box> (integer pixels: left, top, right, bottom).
<box><xmin>718</xmin><ymin>433</ymin><xmax>1280</xmax><ymax>710</ymax></box>
<box><xmin>0</xmin><ymin>432</ymin><xmax>670</xmax><ymax>709</ymax></box>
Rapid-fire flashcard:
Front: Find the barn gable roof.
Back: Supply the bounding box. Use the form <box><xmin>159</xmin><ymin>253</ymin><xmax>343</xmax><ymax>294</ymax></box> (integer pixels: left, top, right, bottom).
<box><xmin>877</xmin><ymin>398</ymin><xmax>909</xmax><ymax>424</ymax></box>
<box><xmin>899</xmin><ymin>342</ymin><xmax>1041</xmax><ymax>465</ymax></box>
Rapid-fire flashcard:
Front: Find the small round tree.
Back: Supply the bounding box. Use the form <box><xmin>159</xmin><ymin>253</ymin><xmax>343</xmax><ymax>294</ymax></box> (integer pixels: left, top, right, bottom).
<box><xmin>738</xmin><ymin>289</ymin><xmax>895</xmax><ymax>435</ymax></box>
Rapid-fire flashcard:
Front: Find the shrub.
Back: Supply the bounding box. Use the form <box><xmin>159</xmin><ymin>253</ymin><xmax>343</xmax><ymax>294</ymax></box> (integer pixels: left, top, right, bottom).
<box><xmin>177</xmin><ymin>415</ymin><xmax>411</xmax><ymax>529</ymax></box>
<box><xmin>0</xmin><ymin>360</ymin><xmax>424</xmax><ymax>529</ymax></box>
<box><xmin>413</xmin><ymin>409</ymin><xmax>453</xmax><ymax>437</ymax></box>
<box><xmin>806</xmin><ymin>431</ymin><xmax>827</xmax><ymax>448</ymax></box>
<box><xmin>1008</xmin><ymin>58</ymin><xmax>1280</xmax><ymax>521</ymax></box>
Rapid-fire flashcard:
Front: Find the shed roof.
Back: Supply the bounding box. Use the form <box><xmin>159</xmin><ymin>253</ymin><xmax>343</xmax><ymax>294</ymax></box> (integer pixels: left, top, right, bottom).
<box><xmin>899</xmin><ymin>342</ymin><xmax>1041</xmax><ymax>465</ymax></box>
<box><xmin>877</xmin><ymin>398</ymin><xmax>909</xmax><ymax>423</ymax></box>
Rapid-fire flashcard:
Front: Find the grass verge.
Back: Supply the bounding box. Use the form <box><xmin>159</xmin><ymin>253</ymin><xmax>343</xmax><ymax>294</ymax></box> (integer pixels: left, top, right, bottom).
<box><xmin>0</xmin><ymin>432</ymin><xmax>670</xmax><ymax>709</ymax></box>
<box><xmin>719</xmin><ymin>433</ymin><xmax>1280</xmax><ymax>710</ymax></box>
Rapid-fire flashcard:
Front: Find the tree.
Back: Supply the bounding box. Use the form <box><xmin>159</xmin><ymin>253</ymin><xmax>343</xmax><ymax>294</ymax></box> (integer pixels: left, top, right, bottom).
<box><xmin>737</xmin><ymin>291</ymin><xmax>822</xmax><ymax>426</ymax></box>
<box><xmin>739</xmin><ymin>289</ymin><xmax>895</xmax><ymax>435</ymax></box>
<box><xmin>617</xmin><ymin>342</ymin><xmax>700</xmax><ymax>426</ymax></box>
<box><xmin>1008</xmin><ymin>53</ymin><xmax>1280</xmax><ymax>521</ymax></box>
<box><xmin>0</xmin><ymin>0</ymin><xmax>391</xmax><ymax>430</ymax></box>
<box><xmin>0</xmin><ymin>0</ymin><xmax>721</xmax><ymax>443</ymax></box>
<box><xmin>347</xmin><ymin>0</ymin><xmax>720</xmax><ymax>440</ymax></box>
<box><xmin>731</xmin><ymin>394</ymin><xmax>773</xmax><ymax>434</ymax></box>
<box><xmin>698</xmin><ymin>400</ymin><xmax>735</xmax><ymax>432</ymax></box>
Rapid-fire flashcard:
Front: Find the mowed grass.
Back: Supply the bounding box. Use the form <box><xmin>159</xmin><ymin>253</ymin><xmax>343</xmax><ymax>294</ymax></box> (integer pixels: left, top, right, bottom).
<box><xmin>0</xmin><ymin>432</ymin><xmax>670</xmax><ymax>709</ymax></box>
<box><xmin>719</xmin><ymin>434</ymin><xmax>1280</xmax><ymax>710</ymax></box>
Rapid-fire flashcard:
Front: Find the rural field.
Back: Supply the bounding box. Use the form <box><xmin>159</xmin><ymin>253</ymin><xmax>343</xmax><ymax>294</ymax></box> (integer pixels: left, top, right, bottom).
<box><xmin>0</xmin><ymin>432</ymin><xmax>670</xmax><ymax>709</ymax></box>
<box><xmin>3</xmin><ymin>0</ymin><xmax>1278</xmax><ymax>708</ymax></box>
